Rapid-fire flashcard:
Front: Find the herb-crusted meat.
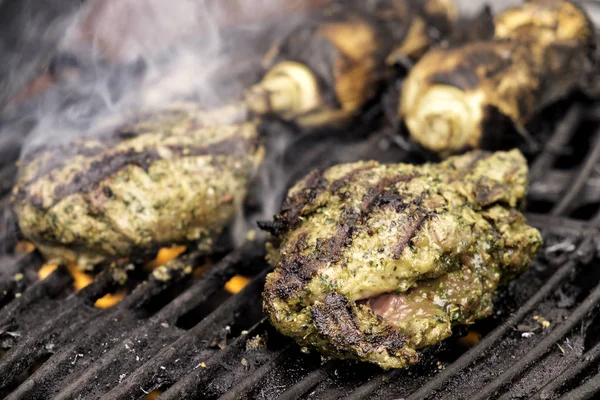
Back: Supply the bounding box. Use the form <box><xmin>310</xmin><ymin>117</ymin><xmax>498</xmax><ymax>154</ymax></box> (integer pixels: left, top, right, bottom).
<box><xmin>12</xmin><ymin>103</ymin><xmax>264</xmax><ymax>269</ymax></box>
<box><xmin>262</xmin><ymin>150</ymin><xmax>542</xmax><ymax>369</ymax></box>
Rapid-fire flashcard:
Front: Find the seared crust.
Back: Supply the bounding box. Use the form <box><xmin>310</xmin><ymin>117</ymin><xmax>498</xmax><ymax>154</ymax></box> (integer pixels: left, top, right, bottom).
<box><xmin>262</xmin><ymin>150</ymin><xmax>542</xmax><ymax>369</ymax></box>
<box><xmin>12</xmin><ymin>103</ymin><xmax>264</xmax><ymax>269</ymax></box>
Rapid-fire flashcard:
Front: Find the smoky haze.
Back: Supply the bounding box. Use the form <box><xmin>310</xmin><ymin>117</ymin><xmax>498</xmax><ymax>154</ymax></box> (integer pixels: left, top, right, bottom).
<box><xmin>0</xmin><ymin>0</ymin><xmax>315</xmax><ymax>249</ymax></box>
<box><xmin>16</xmin><ymin>0</ymin><xmax>312</xmax><ymax>155</ymax></box>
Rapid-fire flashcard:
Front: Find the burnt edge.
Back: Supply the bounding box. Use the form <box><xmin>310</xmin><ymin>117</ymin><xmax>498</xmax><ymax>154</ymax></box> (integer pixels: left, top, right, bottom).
<box><xmin>16</xmin><ymin>137</ymin><xmax>259</xmax><ymax>211</ymax></box>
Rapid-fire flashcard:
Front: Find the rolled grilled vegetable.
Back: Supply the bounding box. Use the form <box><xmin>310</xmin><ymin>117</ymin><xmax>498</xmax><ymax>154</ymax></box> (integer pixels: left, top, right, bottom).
<box><xmin>400</xmin><ymin>0</ymin><xmax>596</xmax><ymax>157</ymax></box>
<box><xmin>245</xmin><ymin>0</ymin><xmax>458</xmax><ymax>128</ymax></box>
<box><xmin>12</xmin><ymin>103</ymin><xmax>264</xmax><ymax>269</ymax></box>
<box><xmin>262</xmin><ymin>150</ymin><xmax>542</xmax><ymax>369</ymax></box>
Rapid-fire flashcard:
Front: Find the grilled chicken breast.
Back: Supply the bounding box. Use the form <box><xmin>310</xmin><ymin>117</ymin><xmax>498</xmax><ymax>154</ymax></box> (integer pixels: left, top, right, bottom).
<box><xmin>12</xmin><ymin>103</ymin><xmax>264</xmax><ymax>269</ymax></box>
<box><xmin>262</xmin><ymin>150</ymin><xmax>542</xmax><ymax>369</ymax></box>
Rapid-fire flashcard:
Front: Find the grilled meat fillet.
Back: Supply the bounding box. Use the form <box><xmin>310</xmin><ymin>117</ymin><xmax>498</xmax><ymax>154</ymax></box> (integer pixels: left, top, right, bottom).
<box><xmin>12</xmin><ymin>103</ymin><xmax>264</xmax><ymax>269</ymax></box>
<box><xmin>245</xmin><ymin>0</ymin><xmax>457</xmax><ymax>128</ymax></box>
<box><xmin>262</xmin><ymin>150</ymin><xmax>542</xmax><ymax>369</ymax></box>
<box><xmin>400</xmin><ymin>0</ymin><xmax>596</xmax><ymax>157</ymax></box>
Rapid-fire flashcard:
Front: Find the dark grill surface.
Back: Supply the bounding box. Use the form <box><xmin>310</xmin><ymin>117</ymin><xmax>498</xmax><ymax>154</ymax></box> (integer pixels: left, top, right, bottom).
<box><xmin>0</xmin><ymin>99</ymin><xmax>599</xmax><ymax>400</ymax></box>
<box><xmin>1</xmin><ymin>0</ymin><xmax>600</xmax><ymax>395</ymax></box>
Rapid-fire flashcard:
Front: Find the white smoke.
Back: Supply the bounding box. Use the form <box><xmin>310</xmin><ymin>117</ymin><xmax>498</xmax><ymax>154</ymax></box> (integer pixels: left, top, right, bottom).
<box><xmin>0</xmin><ymin>0</ymin><xmax>317</xmax><ymax>252</ymax></box>
<box><xmin>9</xmin><ymin>0</ymin><xmax>311</xmax><ymax>155</ymax></box>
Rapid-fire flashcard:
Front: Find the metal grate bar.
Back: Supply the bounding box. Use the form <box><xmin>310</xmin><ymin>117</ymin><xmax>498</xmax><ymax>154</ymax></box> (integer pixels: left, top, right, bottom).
<box><xmin>344</xmin><ymin>371</ymin><xmax>398</xmax><ymax>400</ymax></box>
<box><xmin>529</xmin><ymin>105</ymin><xmax>583</xmax><ymax>182</ymax></box>
<box><xmin>524</xmin><ymin>213</ymin><xmax>595</xmax><ymax>236</ymax></box>
<box><xmin>151</xmin><ymin>243</ymin><xmax>264</xmax><ymax>325</ymax></box>
<box><xmin>562</xmin><ymin>370</ymin><xmax>600</xmax><ymax>400</ymax></box>
<box><xmin>551</xmin><ymin>128</ymin><xmax>600</xmax><ymax>216</ymax></box>
<box><xmin>0</xmin><ymin>266</ymin><xmax>71</xmax><ymax>327</ymax></box>
<box><xmin>472</xmin><ymin>278</ymin><xmax>600</xmax><ymax>400</ymax></box>
<box><xmin>537</xmin><ymin>340</ymin><xmax>600</xmax><ymax>399</ymax></box>
<box><xmin>276</xmin><ymin>363</ymin><xmax>336</xmax><ymax>400</ymax></box>
<box><xmin>160</xmin><ymin>319</ymin><xmax>273</xmax><ymax>400</ymax></box>
<box><xmin>218</xmin><ymin>347</ymin><xmax>294</xmax><ymax>400</ymax></box>
<box><xmin>5</xmin><ymin>268</ymin><xmax>193</xmax><ymax>400</ymax></box>
<box><xmin>0</xmin><ymin>272</ymin><xmax>114</xmax><ymax>392</ymax></box>
<box><xmin>0</xmin><ymin>253</ymin><xmax>43</xmax><ymax>308</ymax></box>
<box><xmin>10</xmin><ymin>246</ymin><xmax>256</xmax><ymax>399</ymax></box>
<box><xmin>95</xmin><ymin>270</ymin><xmax>267</xmax><ymax>400</ymax></box>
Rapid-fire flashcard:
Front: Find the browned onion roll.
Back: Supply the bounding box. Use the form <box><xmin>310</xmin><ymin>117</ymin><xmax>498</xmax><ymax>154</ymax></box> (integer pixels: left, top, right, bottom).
<box><xmin>245</xmin><ymin>0</ymin><xmax>458</xmax><ymax>128</ymax></box>
<box><xmin>400</xmin><ymin>0</ymin><xmax>596</xmax><ymax>157</ymax></box>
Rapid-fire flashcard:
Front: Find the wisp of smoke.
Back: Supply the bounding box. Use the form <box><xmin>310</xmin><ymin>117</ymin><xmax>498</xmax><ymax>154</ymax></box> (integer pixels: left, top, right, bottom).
<box><xmin>0</xmin><ymin>0</ymin><xmax>312</xmax><ymax>252</ymax></box>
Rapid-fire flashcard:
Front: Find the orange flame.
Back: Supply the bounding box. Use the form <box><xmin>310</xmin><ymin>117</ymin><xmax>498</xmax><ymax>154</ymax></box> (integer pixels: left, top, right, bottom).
<box><xmin>94</xmin><ymin>291</ymin><xmax>127</xmax><ymax>309</ymax></box>
<box><xmin>33</xmin><ymin>244</ymin><xmax>191</xmax><ymax>309</ymax></box>
<box><xmin>224</xmin><ymin>275</ymin><xmax>250</xmax><ymax>294</ymax></box>
<box><xmin>66</xmin><ymin>264</ymin><xmax>125</xmax><ymax>308</ymax></box>
<box><xmin>144</xmin><ymin>391</ymin><xmax>162</xmax><ymax>400</ymax></box>
<box><xmin>15</xmin><ymin>241</ymin><xmax>35</xmax><ymax>254</ymax></box>
<box><xmin>38</xmin><ymin>264</ymin><xmax>58</xmax><ymax>280</ymax></box>
<box><xmin>145</xmin><ymin>246</ymin><xmax>187</xmax><ymax>270</ymax></box>
<box><xmin>457</xmin><ymin>330</ymin><xmax>481</xmax><ymax>348</ymax></box>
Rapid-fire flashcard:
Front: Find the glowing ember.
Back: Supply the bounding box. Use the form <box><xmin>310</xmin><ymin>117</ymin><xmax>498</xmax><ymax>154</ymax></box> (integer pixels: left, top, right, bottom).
<box><xmin>14</xmin><ymin>241</ymin><xmax>35</xmax><ymax>254</ymax></box>
<box><xmin>145</xmin><ymin>246</ymin><xmax>187</xmax><ymax>270</ymax></box>
<box><xmin>67</xmin><ymin>264</ymin><xmax>94</xmax><ymax>291</ymax></box>
<box><xmin>67</xmin><ymin>264</ymin><xmax>125</xmax><ymax>308</ymax></box>
<box><xmin>38</xmin><ymin>264</ymin><xmax>58</xmax><ymax>280</ymax></box>
<box><xmin>144</xmin><ymin>390</ymin><xmax>162</xmax><ymax>400</ymax></box>
<box><xmin>457</xmin><ymin>330</ymin><xmax>481</xmax><ymax>348</ymax></box>
<box><xmin>193</xmin><ymin>260</ymin><xmax>214</xmax><ymax>279</ymax></box>
<box><xmin>94</xmin><ymin>291</ymin><xmax>127</xmax><ymax>309</ymax></box>
<box><xmin>225</xmin><ymin>275</ymin><xmax>250</xmax><ymax>294</ymax></box>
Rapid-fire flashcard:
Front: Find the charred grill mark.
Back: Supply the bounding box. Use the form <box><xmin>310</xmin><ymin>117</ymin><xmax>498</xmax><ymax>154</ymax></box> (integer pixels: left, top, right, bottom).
<box><xmin>257</xmin><ymin>219</ymin><xmax>287</xmax><ymax>236</ymax></box>
<box><xmin>289</xmin><ymin>231</ymin><xmax>310</xmax><ymax>258</ymax></box>
<box><xmin>51</xmin><ymin>148</ymin><xmax>162</xmax><ymax>208</ymax></box>
<box><xmin>23</xmin><ymin>137</ymin><xmax>257</xmax><ymax>211</ymax></box>
<box><xmin>360</xmin><ymin>174</ymin><xmax>417</xmax><ymax>212</ymax></box>
<box><xmin>312</xmin><ymin>293</ymin><xmax>361</xmax><ymax>349</ymax></box>
<box><xmin>331</xmin><ymin>174</ymin><xmax>419</xmax><ymax>260</ymax></box>
<box><xmin>454</xmin><ymin>150</ymin><xmax>490</xmax><ymax>178</ymax></box>
<box><xmin>330</xmin><ymin>164</ymin><xmax>378</xmax><ymax>194</ymax></box>
<box><xmin>430</xmin><ymin>48</ymin><xmax>507</xmax><ymax>91</ymax></box>
<box><xmin>280</xmin><ymin>169</ymin><xmax>327</xmax><ymax>228</ymax></box>
<box><xmin>276</xmin><ymin>174</ymin><xmax>420</xmax><ymax>298</ymax></box>
<box><xmin>20</xmin><ymin>144</ymin><xmax>106</xmax><ymax>186</ymax></box>
<box><xmin>312</xmin><ymin>292</ymin><xmax>407</xmax><ymax>353</ymax></box>
<box><xmin>391</xmin><ymin>209</ymin><xmax>428</xmax><ymax>259</ymax></box>
<box><xmin>281</xmin><ymin>253</ymin><xmax>313</xmax><ymax>283</ymax></box>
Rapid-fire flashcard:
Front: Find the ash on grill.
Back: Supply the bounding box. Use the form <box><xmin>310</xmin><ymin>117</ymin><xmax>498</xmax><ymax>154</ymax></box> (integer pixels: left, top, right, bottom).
<box><xmin>1</xmin><ymin>1</ymin><xmax>600</xmax><ymax>400</ymax></box>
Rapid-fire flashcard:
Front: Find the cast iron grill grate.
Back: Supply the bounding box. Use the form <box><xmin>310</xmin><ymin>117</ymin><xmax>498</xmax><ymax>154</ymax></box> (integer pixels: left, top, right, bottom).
<box><xmin>0</xmin><ymin>99</ymin><xmax>599</xmax><ymax>400</ymax></box>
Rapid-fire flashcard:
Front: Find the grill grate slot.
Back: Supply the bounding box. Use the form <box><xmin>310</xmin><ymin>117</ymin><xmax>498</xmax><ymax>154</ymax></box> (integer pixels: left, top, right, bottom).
<box><xmin>94</xmin><ymin>270</ymin><xmax>268</xmax><ymax>399</ymax></box>
<box><xmin>537</xmin><ymin>339</ymin><xmax>600</xmax><ymax>398</ymax></box>
<box><xmin>0</xmin><ymin>77</ymin><xmax>599</xmax><ymax>400</ymax></box>
<box><xmin>551</xmin><ymin>129</ymin><xmax>600</xmax><ymax>216</ymax></box>
<box><xmin>474</xmin><ymin>278</ymin><xmax>600</xmax><ymax>399</ymax></box>
<box><xmin>159</xmin><ymin>319</ymin><xmax>275</xmax><ymax>400</ymax></box>
<box><xmin>565</xmin><ymin>370</ymin><xmax>600</xmax><ymax>400</ymax></box>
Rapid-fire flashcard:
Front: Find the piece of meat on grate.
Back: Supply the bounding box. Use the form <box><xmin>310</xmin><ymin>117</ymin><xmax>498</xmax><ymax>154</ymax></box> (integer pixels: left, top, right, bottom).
<box><xmin>262</xmin><ymin>149</ymin><xmax>542</xmax><ymax>369</ymax></box>
<box><xmin>11</xmin><ymin>103</ymin><xmax>264</xmax><ymax>269</ymax></box>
